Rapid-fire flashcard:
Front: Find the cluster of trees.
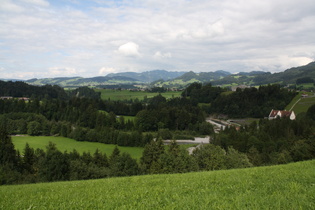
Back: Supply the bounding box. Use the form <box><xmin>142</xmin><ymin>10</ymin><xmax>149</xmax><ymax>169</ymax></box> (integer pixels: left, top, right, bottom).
<box><xmin>296</xmin><ymin>77</ymin><xmax>314</xmax><ymax>85</ymax></box>
<box><xmin>0</xmin><ymin>126</ymin><xmax>251</xmax><ymax>185</ymax></box>
<box><xmin>0</xmin><ymin>81</ymin><xmax>68</xmax><ymax>100</ymax></box>
<box><xmin>0</xmin><ymin>83</ymin><xmax>212</xmax><ymax>146</ymax></box>
<box><xmin>211</xmin><ymin>84</ymin><xmax>296</xmax><ymax>118</ymax></box>
<box><xmin>182</xmin><ymin>82</ymin><xmax>224</xmax><ymax>103</ymax></box>
<box><xmin>213</xmin><ymin>115</ymin><xmax>315</xmax><ymax>166</ymax></box>
<box><xmin>0</xmin><ymin>129</ymin><xmax>139</xmax><ymax>184</ymax></box>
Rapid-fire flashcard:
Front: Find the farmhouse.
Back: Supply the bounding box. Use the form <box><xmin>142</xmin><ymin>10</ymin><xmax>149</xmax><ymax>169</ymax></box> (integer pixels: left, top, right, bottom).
<box><xmin>268</xmin><ymin>109</ymin><xmax>296</xmax><ymax>120</ymax></box>
<box><xmin>231</xmin><ymin>85</ymin><xmax>250</xmax><ymax>91</ymax></box>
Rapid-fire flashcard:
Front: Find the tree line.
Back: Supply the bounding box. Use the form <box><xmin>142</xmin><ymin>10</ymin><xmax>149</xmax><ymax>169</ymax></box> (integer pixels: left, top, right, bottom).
<box><xmin>182</xmin><ymin>83</ymin><xmax>296</xmax><ymax>118</ymax></box>
<box><xmin>0</xmin><ymin>125</ymin><xmax>252</xmax><ymax>185</ymax></box>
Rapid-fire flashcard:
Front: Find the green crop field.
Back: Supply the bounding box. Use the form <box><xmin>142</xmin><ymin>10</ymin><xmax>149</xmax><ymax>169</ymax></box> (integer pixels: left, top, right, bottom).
<box><xmin>95</xmin><ymin>89</ymin><xmax>181</xmax><ymax>101</ymax></box>
<box><xmin>286</xmin><ymin>92</ymin><xmax>315</xmax><ymax>115</ymax></box>
<box><xmin>12</xmin><ymin>136</ymin><xmax>143</xmax><ymax>159</ymax></box>
<box><xmin>1</xmin><ymin>160</ymin><xmax>314</xmax><ymax>209</ymax></box>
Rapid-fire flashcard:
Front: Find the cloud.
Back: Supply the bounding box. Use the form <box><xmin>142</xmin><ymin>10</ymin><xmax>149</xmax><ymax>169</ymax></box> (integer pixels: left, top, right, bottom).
<box><xmin>19</xmin><ymin>0</ymin><xmax>50</xmax><ymax>7</ymax></box>
<box><xmin>49</xmin><ymin>67</ymin><xmax>77</xmax><ymax>76</ymax></box>
<box><xmin>154</xmin><ymin>51</ymin><xmax>172</xmax><ymax>59</ymax></box>
<box><xmin>0</xmin><ymin>0</ymin><xmax>315</xmax><ymax>79</ymax></box>
<box><xmin>0</xmin><ymin>1</ymin><xmax>25</xmax><ymax>13</ymax></box>
<box><xmin>99</xmin><ymin>67</ymin><xmax>117</xmax><ymax>75</ymax></box>
<box><xmin>118</xmin><ymin>42</ymin><xmax>140</xmax><ymax>57</ymax></box>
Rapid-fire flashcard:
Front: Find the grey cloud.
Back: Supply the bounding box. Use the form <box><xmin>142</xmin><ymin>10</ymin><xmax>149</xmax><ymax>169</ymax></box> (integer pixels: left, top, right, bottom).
<box><xmin>0</xmin><ymin>0</ymin><xmax>314</xmax><ymax>78</ymax></box>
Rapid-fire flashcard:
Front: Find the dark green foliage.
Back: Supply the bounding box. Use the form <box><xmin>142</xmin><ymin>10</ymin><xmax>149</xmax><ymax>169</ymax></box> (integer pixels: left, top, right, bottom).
<box><xmin>110</xmin><ymin>153</ymin><xmax>139</xmax><ymax>177</ymax></box>
<box><xmin>69</xmin><ymin>87</ymin><xmax>101</xmax><ymax>99</ymax></box>
<box><xmin>39</xmin><ymin>142</ymin><xmax>70</xmax><ymax>182</ymax></box>
<box><xmin>211</xmin><ymin>84</ymin><xmax>297</xmax><ymax>118</ymax></box>
<box><xmin>182</xmin><ymin>83</ymin><xmax>223</xmax><ymax>103</ymax></box>
<box><xmin>0</xmin><ymin>81</ymin><xmax>68</xmax><ymax>100</ymax></box>
<box><xmin>140</xmin><ymin>139</ymin><xmax>164</xmax><ymax>174</ymax></box>
<box><xmin>296</xmin><ymin>77</ymin><xmax>314</xmax><ymax>84</ymax></box>
<box><xmin>213</xmin><ymin>117</ymin><xmax>315</xmax><ymax>166</ymax></box>
<box><xmin>160</xmin><ymin>140</ymin><xmax>199</xmax><ymax>173</ymax></box>
<box><xmin>192</xmin><ymin>144</ymin><xmax>227</xmax><ymax>170</ymax></box>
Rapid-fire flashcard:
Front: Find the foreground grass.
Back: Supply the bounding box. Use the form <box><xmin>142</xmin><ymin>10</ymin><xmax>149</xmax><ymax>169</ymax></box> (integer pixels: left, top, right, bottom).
<box><xmin>1</xmin><ymin>160</ymin><xmax>314</xmax><ymax>209</ymax></box>
<box><xmin>96</xmin><ymin>89</ymin><xmax>181</xmax><ymax>101</ymax></box>
<box><xmin>12</xmin><ymin>136</ymin><xmax>143</xmax><ymax>159</ymax></box>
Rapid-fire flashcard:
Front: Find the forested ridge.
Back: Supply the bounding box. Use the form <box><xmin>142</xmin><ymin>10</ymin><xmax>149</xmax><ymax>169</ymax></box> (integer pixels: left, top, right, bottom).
<box><xmin>0</xmin><ymin>81</ymin><xmax>314</xmax><ymax>185</ymax></box>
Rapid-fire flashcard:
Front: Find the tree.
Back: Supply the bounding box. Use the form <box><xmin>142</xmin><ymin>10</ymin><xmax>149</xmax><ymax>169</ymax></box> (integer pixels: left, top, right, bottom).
<box><xmin>110</xmin><ymin>153</ymin><xmax>139</xmax><ymax>177</ymax></box>
<box><xmin>140</xmin><ymin>138</ymin><xmax>164</xmax><ymax>174</ymax></box>
<box><xmin>192</xmin><ymin>144</ymin><xmax>226</xmax><ymax>171</ymax></box>
<box><xmin>0</xmin><ymin>125</ymin><xmax>18</xmax><ymax>167</ymax></box>
<box><xmin>27</xmin><ymin>121</ymin><xmax>42</xmax><ymax>136</ymax></box>
<box><xmin>23</xmin><ymin>143</ymin><xmax>36</xmax><ymax>174</ymax></box>
<box><xmin>225</xmin><ymin>147</ymin><xmax>252</xmax><ymax>169</ymax></box>
<box><xmin>39</xmin><ymin>142</ymin><xmax>70</xmax><ymax>182</ymax></box>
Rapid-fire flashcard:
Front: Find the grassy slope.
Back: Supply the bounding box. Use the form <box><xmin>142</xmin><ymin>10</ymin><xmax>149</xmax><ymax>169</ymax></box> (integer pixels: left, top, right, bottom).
<box><xmin>95</xmin><ymin>89</ymin><xmax>181</xmax><ymax>101</ymax></box>
<box><xmin>12</xmin><ymin>136</ymin><xmax>143</xmax><ymax>159</ymax></box>
<box><xmin>1</xmin><ymin>160</ymin><xmax>314</xmax><ymax>209</ymax></box>
<box><xmin>285</xmin><ymin>92</ymin><xmax>315</xmax><ymax>115</ymax></box>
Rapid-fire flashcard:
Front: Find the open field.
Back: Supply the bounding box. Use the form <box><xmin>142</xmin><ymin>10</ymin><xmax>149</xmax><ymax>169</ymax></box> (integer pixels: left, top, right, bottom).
<box><xmin>1</xmin><ymin>160</ymin><xmax>314</xmax><ymax>209</ymax></box>
<box><xmin>12</xmin><ymin>136</ymin><xmax>143</xmax><ymax>159</ymax></box>
<box><xmin>285</xmin><ymin>92</ymin><xmax>315</xmax><ymax>115</ymax></box>
<box><xmin>95</xmin><ymin>89</ymin><xmax>182</xmax><ymax>101</ymax></box>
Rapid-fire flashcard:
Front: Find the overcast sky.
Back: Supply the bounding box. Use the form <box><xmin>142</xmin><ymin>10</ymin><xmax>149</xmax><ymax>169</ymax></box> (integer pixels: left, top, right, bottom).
<box><xmin>1</xmin><ymin>0</ymin><xmax>315</xmax><ymax>79</ymax></box>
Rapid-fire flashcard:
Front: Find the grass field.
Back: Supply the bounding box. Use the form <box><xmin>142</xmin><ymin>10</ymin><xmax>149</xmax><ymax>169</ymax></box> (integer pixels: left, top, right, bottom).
<box><xmin>285</xmin><ymin>92</ymin><xmax>315</xmax><ymax>115</ymax></box>
<box><xmin>95</xmin><ymin>89</ymin><xmax>182</xmax><ymax>101</ymax></box>
<box><xmin>1</xmin><ymin>160</ymin><xmax>314</xmax><ymax>209</ymax></box>
<box><xmin>12</xmin><ymin>136</ymin><xmax>143</xmax><ymax>159</ymax></box>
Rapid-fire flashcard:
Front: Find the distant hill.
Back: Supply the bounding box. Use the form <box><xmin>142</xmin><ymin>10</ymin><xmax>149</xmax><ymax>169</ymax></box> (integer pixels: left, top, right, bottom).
<box><xmin>157</xmin><ymin>62</ymin><xmax>315</xmax><ymax>88</ymax></box>
<box><xmin>24</xmin><ymin>70</ymin><xmax>186</xmax><ymax>87</ymax></box>
<box><xmin>25</xmin><ymin>76</ymin><xmax>142</xmax><ymax>87</ymax></box>
<box><xmin>106</xmin><ymin>70</ymin><xmax>186</xmax><ymax>83</ymax></box>
<box><xmin>152</xmin><ymin>70</ymin><xmax>231</xmax><ymax>88</ymax></box>
<box><xmin>4</xmin><ymin>62</ymin><xmax>315</xmax><ymax>88</ymax></box>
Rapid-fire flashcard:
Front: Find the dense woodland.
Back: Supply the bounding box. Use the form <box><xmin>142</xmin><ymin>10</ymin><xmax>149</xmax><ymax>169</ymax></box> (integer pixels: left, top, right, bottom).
<box><xmin>0</xmin><ymin>81</ymin><xmax>314</xmax><ymax>185</ymax></box>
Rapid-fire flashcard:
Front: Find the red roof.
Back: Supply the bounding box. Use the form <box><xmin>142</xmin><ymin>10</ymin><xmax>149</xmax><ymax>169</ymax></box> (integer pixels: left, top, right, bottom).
<box><xmin>269</xmin><ymin>110</ymin><xmax>293</xmax><ymax>118</ymax></box>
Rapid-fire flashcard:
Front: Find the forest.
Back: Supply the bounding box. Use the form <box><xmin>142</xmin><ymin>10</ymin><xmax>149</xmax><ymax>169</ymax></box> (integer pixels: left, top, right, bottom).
<box><xmin>0</xmin><ymin>81</ymin><xmax>314</xmax><ymax>185</ymax></box>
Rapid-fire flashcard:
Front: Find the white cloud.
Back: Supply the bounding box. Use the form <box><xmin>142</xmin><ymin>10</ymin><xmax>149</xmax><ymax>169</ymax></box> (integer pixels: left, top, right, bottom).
<box><xmin>19</xmin><ymin>0</ymin><xmax>50</xmax><ymax>7</ymax></box>
<box><xmin>49</xmin><ymin>67</ymin><xmax>77</xmax><ymax>76</ymax></box>
<box><xmin>0</xmin><ymin>1</ymin><xmax>24</xmax><ymax>13</ymax></box>
<box><xmin>0</xmin><ymin>0</ymin><xmax>315</xmax><ymax>79</ymax></box>
<box><xmin>154</xmin><ymin>51</ymin><xmax>172</xmax><ymax>59</ymax></box>
<box><xmin>118</xmin><ymin>42</ymin><xmax>140</xmax><ymax>57</ymax></box>
<box><xmin>99</xmin><ymin>67</ymin><xmax>117</xmax><ymax>75</ymax></box>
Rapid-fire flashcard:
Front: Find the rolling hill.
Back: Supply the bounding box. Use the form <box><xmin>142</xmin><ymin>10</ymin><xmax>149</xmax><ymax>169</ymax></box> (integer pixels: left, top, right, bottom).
<box><xmin>1</xmin><ymin>160</ymin><xmax>314</xmax><ymax>209</ymax></box>
<box><xmin>4</xmin><ymin>61</ymin><xmax>315</xmax><ymax>88</ymax></box>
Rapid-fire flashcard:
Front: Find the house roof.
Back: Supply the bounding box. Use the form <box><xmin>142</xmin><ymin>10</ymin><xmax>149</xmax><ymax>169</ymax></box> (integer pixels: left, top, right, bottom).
<box><xmin>269</xmin><ymin>109</ymin><xmax>294</xmax><ymax>118</ymax></box>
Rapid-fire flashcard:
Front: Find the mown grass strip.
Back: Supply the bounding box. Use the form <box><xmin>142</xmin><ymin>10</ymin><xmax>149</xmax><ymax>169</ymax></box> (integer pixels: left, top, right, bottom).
<box><xmin>1</xmin><ymin>160</ymin><xmax>314</xmax><ymax>209</ymax></box>
<box><xmin>95</xmin><ymin>89</ymin><xmax>181</xmax><ymax>101</ymax></box>
<box><xmin>12</xmin><ymin>136</ymin><xmax>143</xmax><ymax>159</ymax></box>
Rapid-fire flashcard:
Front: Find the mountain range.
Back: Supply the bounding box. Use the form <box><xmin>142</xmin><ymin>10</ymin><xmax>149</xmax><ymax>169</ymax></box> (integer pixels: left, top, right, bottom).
<box><xmin>2</xmin><ymin>62</ymin><xmax>315</xmax><ymax>88</ymax></box>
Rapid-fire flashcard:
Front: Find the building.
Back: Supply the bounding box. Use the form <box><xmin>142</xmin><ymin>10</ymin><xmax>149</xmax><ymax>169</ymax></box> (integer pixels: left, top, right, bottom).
<box><xmin>268</xmin><ymin>109</ymin><xmax>296</xmax><ymax>120</ymax></box>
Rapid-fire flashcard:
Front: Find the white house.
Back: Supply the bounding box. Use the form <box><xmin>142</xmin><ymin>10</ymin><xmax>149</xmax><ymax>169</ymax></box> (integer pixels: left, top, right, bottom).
<box><xmin>268</xmin><ymin>109</ymin><xmax>296</xmax><ymax>120</ymax></box>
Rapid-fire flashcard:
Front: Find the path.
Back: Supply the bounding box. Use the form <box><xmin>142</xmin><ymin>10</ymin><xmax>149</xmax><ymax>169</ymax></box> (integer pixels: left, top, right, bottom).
<box><xmin>289</xmin><ymin>98</ymin><xmax>301</xmax><ymax>111</ymax></box>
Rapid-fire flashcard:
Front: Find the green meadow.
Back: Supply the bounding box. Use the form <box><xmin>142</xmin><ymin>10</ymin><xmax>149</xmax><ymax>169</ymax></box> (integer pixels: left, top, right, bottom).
<box><xmin>12</xmin><ymin>136</ymin><xmax>143</xmax><ymax>159</ymax></box>
<box><xmin>1</xmin><ymin>160</ymin><xmax>314</xmax><ymax>209</ymax></box>
<box><xmin>285</xmin><ymin>92</ymin><xmax>315</xmax><ymax>115</ymax></box>
<box><xmin>95</xmin><ymin>89</ymin><xmax>181</xmax><ymax>101</ymax></box>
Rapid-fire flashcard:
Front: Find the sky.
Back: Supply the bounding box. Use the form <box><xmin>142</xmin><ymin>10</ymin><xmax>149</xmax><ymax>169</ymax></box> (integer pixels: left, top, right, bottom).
<box><xmin>1</xmin><ymin>0</ymin><xmax>315</xmax><ymax>79</ymax></box>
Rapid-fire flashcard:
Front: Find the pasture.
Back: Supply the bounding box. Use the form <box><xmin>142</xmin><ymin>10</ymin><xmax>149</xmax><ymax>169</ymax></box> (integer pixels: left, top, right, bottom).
<box><xmin>285</xmin><ymin>92</ymin><xmax>315</xmax><ymax>115</ymax></box>
<box><xmin>95</xmin><ymin>89</ymin><xmax>181</xmax><ymax>101</ymax></box>
<box><xmin>12</xmin><ymin>136</ymin><xmax>143</xmax><ymax>159</ymax></box>
<box><xmin>1</xmin><ymin>160</ymin><xmax>314</xmax><ymax>209</ymax></box>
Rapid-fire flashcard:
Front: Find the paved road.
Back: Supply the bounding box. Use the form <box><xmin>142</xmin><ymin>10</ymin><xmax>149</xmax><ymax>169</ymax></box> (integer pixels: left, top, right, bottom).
<box><xmin>163</xmin><ymin>136</ymin><xmax>210</xmax><ymax>145</ymax></box>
